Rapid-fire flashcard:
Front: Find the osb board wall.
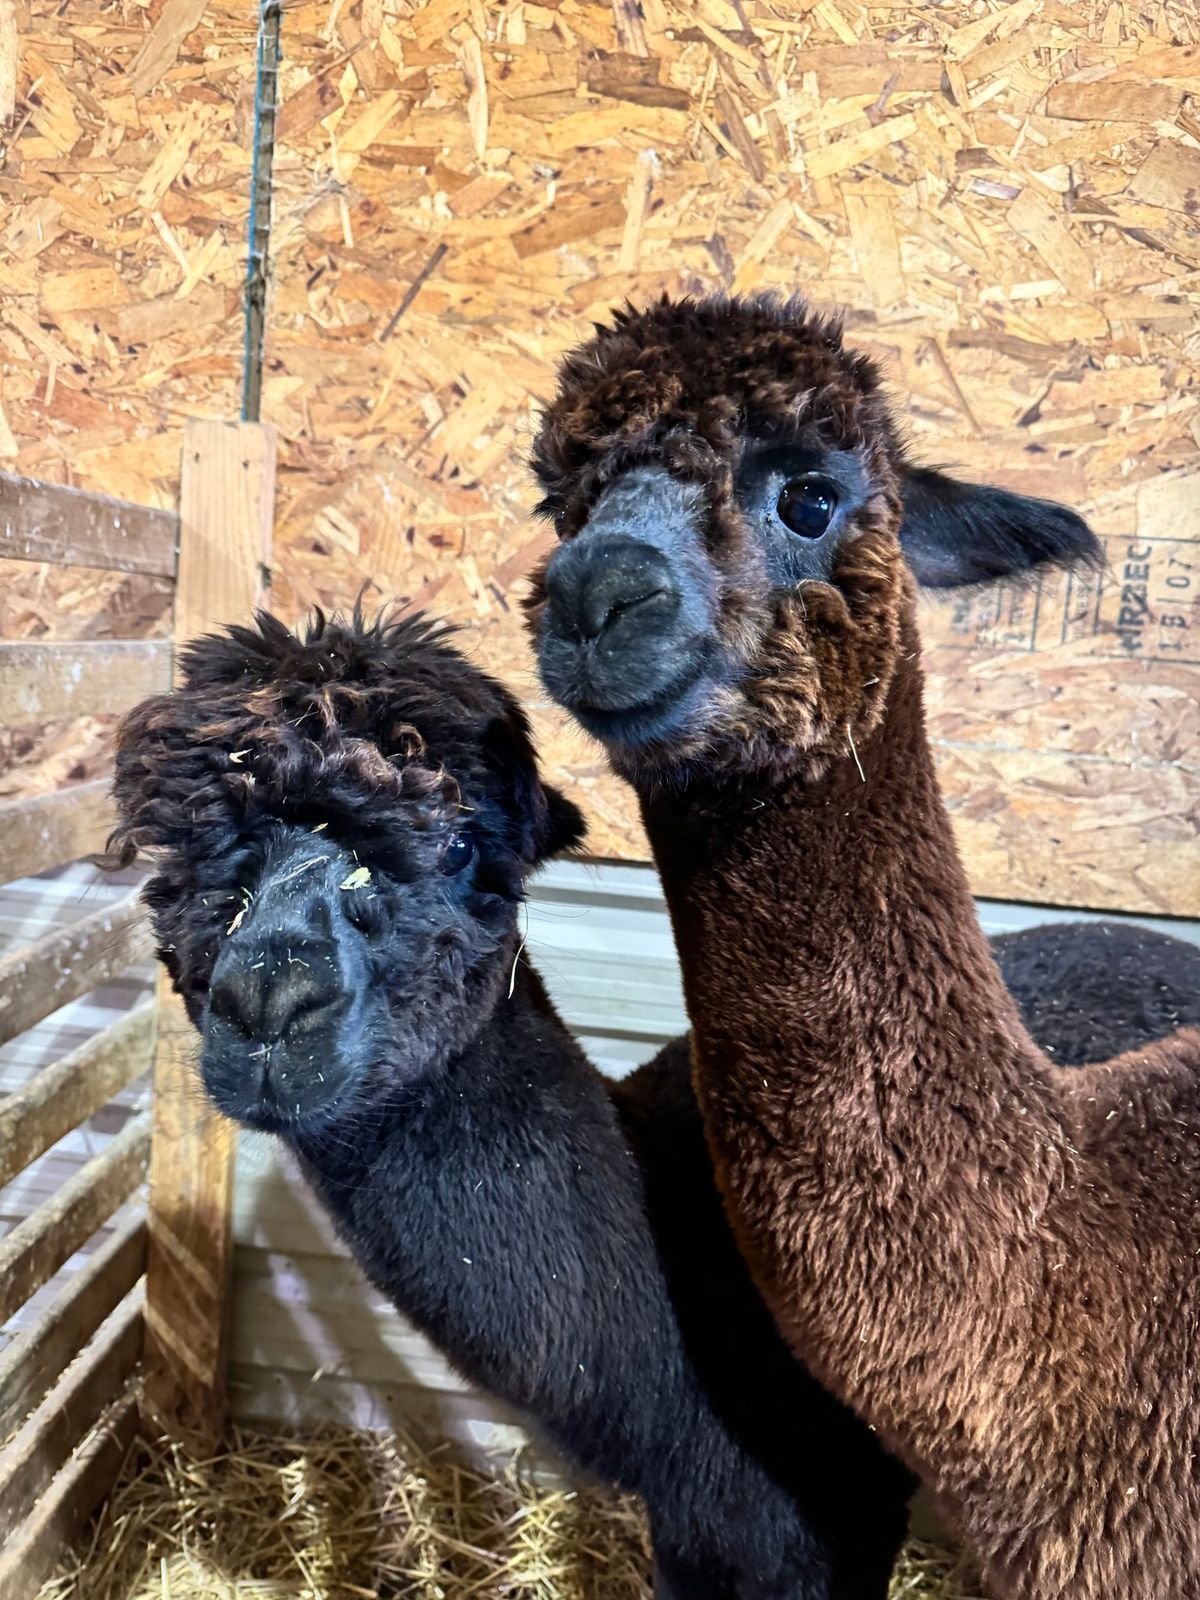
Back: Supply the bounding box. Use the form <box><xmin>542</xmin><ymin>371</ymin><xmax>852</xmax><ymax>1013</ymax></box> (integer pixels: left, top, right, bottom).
<box><xmin>4</xmin><ymin>0</ymin><xmax>1199</xmax><ymax>916</ymax></box>
<box><xmin>0</xmin><ymin>0</ymin><xmax>253</xmax><ymax>800</ymax></box>
<box><xmin>262</xmin><ymin>0</ymin><xmax>1199</xmax><ymax>915</ymax></box>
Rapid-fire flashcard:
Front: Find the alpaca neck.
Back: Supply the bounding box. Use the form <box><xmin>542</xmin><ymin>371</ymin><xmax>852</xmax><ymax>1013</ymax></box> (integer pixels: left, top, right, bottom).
<box><xmin>289</xmin><ymin>963</ymin><xmax>662</xmax><ymax>1426</ymax></box>
<box><xmin>642</xmin><ymin>608</ymin><xmax>1066</xmax><ymax>1324</ymax></box>
<box><xmin>293</xmin><ymin>961</ymin><xmax>567</xmax><ymax>1182</ymax></box>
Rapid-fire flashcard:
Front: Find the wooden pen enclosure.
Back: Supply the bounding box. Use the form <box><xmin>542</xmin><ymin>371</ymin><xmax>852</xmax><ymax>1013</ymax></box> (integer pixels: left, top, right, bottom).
<box><xmin>0</xmin><ymin>432</ymin><xmax>275</xmax><ymax>1592</ymax></box>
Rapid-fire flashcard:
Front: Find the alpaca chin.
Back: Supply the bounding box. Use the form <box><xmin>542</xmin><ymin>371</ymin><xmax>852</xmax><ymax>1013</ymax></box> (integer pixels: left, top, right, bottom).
<box><xmin>200</xmin><ymin>975</ymin><xmax>367</xmax><ymax>1137</ymax></box>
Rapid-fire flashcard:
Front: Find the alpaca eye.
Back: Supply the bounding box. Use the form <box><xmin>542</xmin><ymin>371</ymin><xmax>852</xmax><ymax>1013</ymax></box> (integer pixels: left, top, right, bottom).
<box><xmin>343</xmin><ymin>897</ymin><xmax>373</xmax><ymax>933</ymax></box>
<box><xmin>777</xmin><ymin>477</ymin><xmax>838</xmax><ymax>539</ymax></box>
<box><xmin>439</xmin><ymin>832</ymin><xmax>475</xmax><ymax>875</ymax></box>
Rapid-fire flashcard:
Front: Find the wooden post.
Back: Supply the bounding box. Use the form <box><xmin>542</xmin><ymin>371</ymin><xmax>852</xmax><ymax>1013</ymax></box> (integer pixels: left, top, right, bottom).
<box><xmin>140</xmin><ymin>420</ymin><xmax>275</xmax><ymax>1448</ymax></box>
<box><xmin>0</xmin><ymin>0</ymin><xmax>18</xmax><ymax>126</ymax></box>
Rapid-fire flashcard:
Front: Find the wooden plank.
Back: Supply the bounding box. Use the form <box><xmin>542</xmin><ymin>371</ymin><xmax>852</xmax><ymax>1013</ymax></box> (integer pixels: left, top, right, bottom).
<box><xmin>141</xmin><ymin>419</ymin><xmax>275</xmax><ymax>1449</ymax></box>
<box><xmin>0</xmin><ymin>639</ymin><xmax>172</xmax><ymax>724</ymax></box>
<box><xmin>0</xmin><ymin>1113</ymin><xmax>151</xmax><ymax>1325</ymax></box>
<box><xmin>0</xmin><ymin>1206</ymin><xmax>146</xmax><ymax>1444</ymax></box>
<box><xmin>0</xmin><ymin>0</ymin><xmax>15</xmax><ymax>124</ymax></box>
<box><xmin>0</xmin><ymin>1392</ymin><xmax>138</xmax><ymax>1599</ymax></box>
<box><xmin>0</xmin><ymin>1007</ymin><xmax>154</xmax><ymax>1187</ymax></box>
<box><xmin>0</xmin><ymin>891</ymin><xmax>152</xmax><ymax>1047</ymax></box>
<box><xmin>173</xmin><ymin>420</ymin><xmax>276</xmax><ymax>644</ymax></box>
<box><xmin>0</xmin><ymin>781</ymin><xmax>115</xmax><ymax>886</ymax></box>
<box><xmin>0</xmin><ymin>1286</ymin><xmax>143</xmax><ymax>1541</ymax></box>
<box><xmin>0</xmin><ymin>472</ymin><xmax>178</xmax><ymax>577</ymax></box>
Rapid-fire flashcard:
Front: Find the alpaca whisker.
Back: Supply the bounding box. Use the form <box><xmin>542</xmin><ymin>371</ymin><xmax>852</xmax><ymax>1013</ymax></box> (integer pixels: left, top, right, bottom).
<box><xmin>508</xmin><ymin>902</ymin><xmax>529</xmax><ymax>999</ymax></box>
<box><xmin>846</xmin><ymin>723</ymin><xmax>866</xmax><ymax>784</ymax></box>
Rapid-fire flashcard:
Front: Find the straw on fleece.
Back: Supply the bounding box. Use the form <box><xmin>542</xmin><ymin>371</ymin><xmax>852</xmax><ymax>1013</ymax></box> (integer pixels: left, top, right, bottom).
<box><xmin>38</xmin><ymin>1425</ymin><xmax>984</xmax><ymax>1600</ymax></box>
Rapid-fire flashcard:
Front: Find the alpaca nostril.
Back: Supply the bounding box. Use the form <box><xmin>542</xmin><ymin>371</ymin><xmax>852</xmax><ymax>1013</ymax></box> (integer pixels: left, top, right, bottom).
<box><xmin>588</xmin><ymin>583</ymin><xmax>675</xmax><ymax>641</ymax></box>
<box><xmin>547</xmin><ymin>540</ymin><xmax>679</xmax><ymax>643</ymax></box>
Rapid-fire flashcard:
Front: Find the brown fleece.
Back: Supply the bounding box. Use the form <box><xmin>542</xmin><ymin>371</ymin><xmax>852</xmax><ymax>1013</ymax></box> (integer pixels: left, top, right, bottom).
<box><xmin>526</xmin><ymin>295</ymin><xmax>1200</xmax><ymax>1599</ymax></box>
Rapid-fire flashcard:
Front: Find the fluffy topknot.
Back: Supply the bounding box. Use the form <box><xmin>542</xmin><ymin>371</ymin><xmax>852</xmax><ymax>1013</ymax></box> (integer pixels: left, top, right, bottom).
<box><xmin>111</xmin><ymin>606</ymin><xmax>582</xmax><ymax>885</ymax></box>
<box><xmin>530</xmin><ymin>293</ymin><xmax>897</xmax><ymax>538</ymax></box>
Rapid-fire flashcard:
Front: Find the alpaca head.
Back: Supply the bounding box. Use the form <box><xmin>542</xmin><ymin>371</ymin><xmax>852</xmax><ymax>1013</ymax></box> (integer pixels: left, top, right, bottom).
<box><xmin>526</xmin><ymin>295</ymin><xmax>1100</xmax><ymax>781</ymax></box>
<box><xmin>111</xmin><ymin>610</ymin><xmax>584</xmax><ymax>1136</ymax></box>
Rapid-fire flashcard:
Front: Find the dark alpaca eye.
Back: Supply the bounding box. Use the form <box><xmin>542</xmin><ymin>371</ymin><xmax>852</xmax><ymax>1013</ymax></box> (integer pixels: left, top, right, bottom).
<box><xmin>439</xmin><ymin>831</ymin><xmax>475</xmax><ymax>875</ymax></box>
<box><xmin>777</xmin><ymin>477</ymin><xmax>838</xmax><ymax>539</ymax></box>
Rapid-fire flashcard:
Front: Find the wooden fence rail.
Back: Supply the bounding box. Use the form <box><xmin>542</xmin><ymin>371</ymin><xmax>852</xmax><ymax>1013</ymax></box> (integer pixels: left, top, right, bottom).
<box><xmin>0</xmin><ymin>1396</ymin><xmax>139</xmax><ymax>1596</ymax></box>
<box><xmin>0</xmin><ymin>783</ymin><xmax>116</xmax><ymax>887</ymax></box>
<box><xmin>0</xmin><ymin>471</ymin><xmax>178</xmax><ymax>576</ymax></box>
<box><xmin>0</xmin><ymin>1112</ymin><xmax>152</xmax><ymax>1326</ymax></box>
<box><xmin>0</xmin><ymin>891</ymin><xmax>152</xmax><ymax>1048</ymax></box>
<box><xmin>0</xmin><ymin>1286</ymin><xmax>145</xmax><ymax>1543</ymax></box>
<box><xmin>0</xmin><ymin>1204</ymin><xmax>146</xmax><ymax>1445</ymax></box>
<box><xmin>0</xmin><ymin>1007</ymin><xmax>155</xmax><ymax>1187</ymax></box>
<box><xmin>0</xmin><ymin>639</ymin><xmax>172</xmax><ymax>724</ymax></box>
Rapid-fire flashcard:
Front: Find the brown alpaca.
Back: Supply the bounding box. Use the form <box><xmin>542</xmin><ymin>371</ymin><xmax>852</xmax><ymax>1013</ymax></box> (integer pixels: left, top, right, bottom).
<box><xmin>525</xmin><ymin>295</ymin><xmax>1200</xmax><ymax>1600</ymax></box>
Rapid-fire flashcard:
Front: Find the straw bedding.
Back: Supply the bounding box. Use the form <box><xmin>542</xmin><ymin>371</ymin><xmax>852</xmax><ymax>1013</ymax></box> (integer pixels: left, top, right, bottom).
<box><xmin>38</xmin><ymin>1425</ymin><xmax>984</xmax><ymax>1600</ymax></box>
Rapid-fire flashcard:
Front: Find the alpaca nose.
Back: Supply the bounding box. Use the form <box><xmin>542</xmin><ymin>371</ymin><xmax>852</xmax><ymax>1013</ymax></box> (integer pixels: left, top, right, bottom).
<box><xmin>207</xmin><ymin>932</ymin><xmax>345</xmax><ymax>1047</ymax></box>
<box><xmin>199</xmin><ymin>840</ymin><xmax>373</xmax><ymax>1133</ymax></box>
<box><xmin>544</xmin><ymin>539</ymin><xmax>679</xmax><ymax>643</ymax></box>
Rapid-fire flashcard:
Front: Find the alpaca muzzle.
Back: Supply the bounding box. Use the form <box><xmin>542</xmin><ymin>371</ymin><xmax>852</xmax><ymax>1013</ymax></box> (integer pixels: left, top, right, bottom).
<box><xmin>199</xmin><ymin>841</ymin><xmax>368</xmax><ymax>1132</ymax></box>
<box><xmin>537</xmin><ymin>466</ymin><xmax>719</xmax><ymax>743</ymax></box>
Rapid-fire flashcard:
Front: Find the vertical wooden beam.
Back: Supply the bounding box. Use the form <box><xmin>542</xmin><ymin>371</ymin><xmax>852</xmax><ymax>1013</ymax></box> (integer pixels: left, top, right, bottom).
<box><xmin>141</xmin><ymin>420</ymin><xmax>275</xmax><ymax>1448</ymax></box>
<box><xmin>0</xmin><ymin>0</ymin><xmax>16</xmax><ymax>126</ymax></box>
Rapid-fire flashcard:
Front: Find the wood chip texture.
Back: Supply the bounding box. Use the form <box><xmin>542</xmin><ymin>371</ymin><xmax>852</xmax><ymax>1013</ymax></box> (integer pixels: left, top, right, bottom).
<box><xmin>4</xmin><ymin>0</ymin><xmax>1199</xmax><ymax>914</ymax></box>
<box><xmin>0</xmin><ymin>1</ymin><xmax>248</xmax><ymax>809</ymax></box>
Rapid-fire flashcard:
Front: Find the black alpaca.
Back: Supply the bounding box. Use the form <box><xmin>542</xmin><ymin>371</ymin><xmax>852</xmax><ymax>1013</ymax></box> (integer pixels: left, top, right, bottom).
<box><xmin>993</xmin><ymin>920</ymin><xmax>1198</xmax><ymax>1067</ymax></box>
<box><xmin>111</xmin><ymin>609</ymin><xmax>911</xmax><ymax>1600</ymax></box>
<box><xmin>111</xmin><ymin>610</ymin><xmax>1200</xmax><ymax>1599</ymax></box>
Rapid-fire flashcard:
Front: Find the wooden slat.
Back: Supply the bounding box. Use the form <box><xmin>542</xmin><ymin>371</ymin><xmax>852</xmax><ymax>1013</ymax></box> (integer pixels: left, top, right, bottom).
<box><xmin>0</xmin><ymin>1206</ymin><xmax>146</xmax><ymax>1444</ymax></box>
<box><xmin>0</xmin><ymin>781</ymin><xmax>115</xmax><ymax>886</ymax></box>
<box><xmin>0</xmin><ymin>1392</ymin><xmax>138</xmax><ymax>1598</ymax></box>
<box><xmin>0</xmin><ymin>471</ymin><xmax>178</xmax><ymax>576</ymax></box>
<box><xmin>0</xmin><ymin>1113</ymin><xmax>151</xmax><ymax>1325</ymax></box>
<box><xmin>0</xmin><ymin>1286</ymin><xmax>143</xmax><ymax>1540</ymax></box>
<box><xmin>0</xmin><ymin>891</ymin><xmax>152</xmax><ymax>1048</ymax></box>
<box><xmin>0</xmin><ymin>1007</ymin><xmax>155</xmax><ymax>1187</ymax></box>
<box><xmin>142</xmin><ymin>418</ymin><xmax>275</xmax><ymax>1449</ymax></box>
<box><xmin>0</xmin><ymin>639</ymin><xmax>172</xmax><ymax>725</ymax></box>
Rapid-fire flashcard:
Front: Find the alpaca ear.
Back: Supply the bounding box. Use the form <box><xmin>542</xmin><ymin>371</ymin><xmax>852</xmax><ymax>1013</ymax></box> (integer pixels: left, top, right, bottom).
<box><xmin>481</xmin><ymin>711</ymin><xmax>586</xmax><ymax>865</ymax></box>
<box><xmin>898</xmin><ymin>464</ymin><xmax>1102</xmax><ymax>589</ymax></box>
<box><xmin>538</xmin><ymin>785</ymin><xmax>587</xmax><ymax>861</ymax></box>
